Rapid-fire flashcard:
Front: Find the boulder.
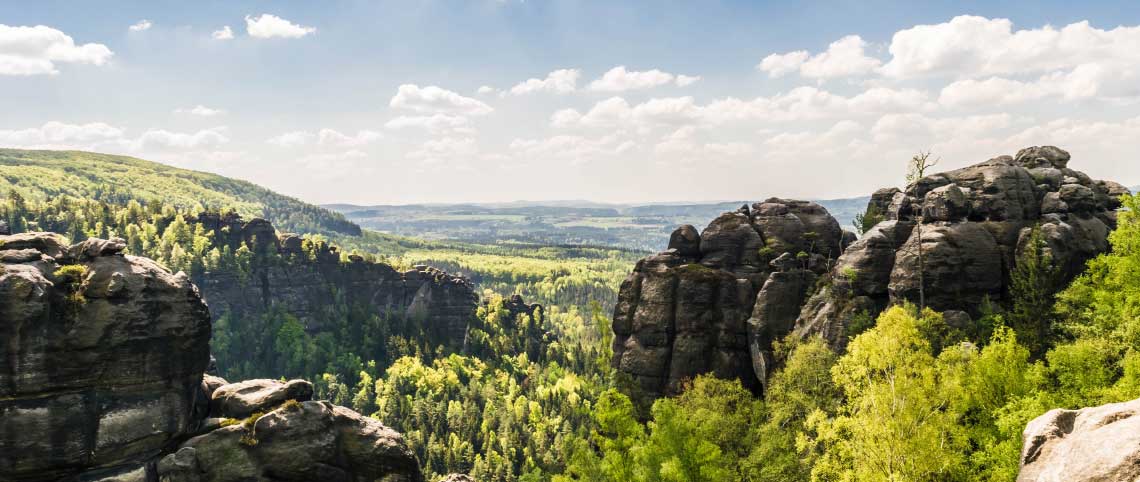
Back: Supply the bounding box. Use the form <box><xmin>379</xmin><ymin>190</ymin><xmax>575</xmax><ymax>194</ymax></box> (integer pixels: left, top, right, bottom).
<box><xmin>922</xmin><ymin>183</ymin><xmax>969</xmax><ymax>221</ymax></box>
<box><xmin>157</xmin><ymin>401</ymin><xmax>423</xmax><ymax>482</ymax></box>
<box><xmin>210</xmin><ymin>379</ymin><xmax>315</xmax><ymax>419</ymax></box>
<box><xmin>1018</xmin><ymin>397</ymin><xmax>1140</xmax><ymax>482</ymax></box>
<box><xmin>667</xmin><ymin>224</ymin><xmax>701</xmax><ymax>257</ymax></box>
<box><xmin>440</xmin><ymin>475</ymin><xmax>477</xmax><ymax>482</ymax></box>
<box><xmin>1015</xmin><ymin>145</ymin><xmax>1070</xmax><ymax>169</ymax></box>
<box><xmin>888</xmin><ymin>222</ymin><xmax>1003</xmax><ymax>312</ymax></box>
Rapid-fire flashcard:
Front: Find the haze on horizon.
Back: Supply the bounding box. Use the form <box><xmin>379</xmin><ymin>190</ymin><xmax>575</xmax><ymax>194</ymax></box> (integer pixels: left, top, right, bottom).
<box><xmin>2</xmin><ymin>1</ymin><xmax>1140</xmax><ymax>206</ymax></box>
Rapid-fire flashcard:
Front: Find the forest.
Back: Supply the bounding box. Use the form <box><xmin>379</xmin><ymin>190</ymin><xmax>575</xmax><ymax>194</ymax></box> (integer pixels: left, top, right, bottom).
<box><xmin>3</xmin><ymin>149</ymin><xmax>1140</xmax><ymax>481</ymax></box>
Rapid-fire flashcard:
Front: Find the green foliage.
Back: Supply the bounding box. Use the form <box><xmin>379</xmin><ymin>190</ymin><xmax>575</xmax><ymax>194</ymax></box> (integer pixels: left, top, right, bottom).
<box><xmin>853</xmin><ymin>203</ymin><xmax>885</xmax><ymax>235</ymax></box>
<box><xmin>1009</xmin><ymin>225</ymin><xmax>1061</xmax><ymax>358</ymax></box>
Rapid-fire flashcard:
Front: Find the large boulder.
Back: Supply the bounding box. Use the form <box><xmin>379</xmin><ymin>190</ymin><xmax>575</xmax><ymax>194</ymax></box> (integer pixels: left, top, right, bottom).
<box><xmin>888</xmin><ymin>222</ymin><xmax>1004</xmax><ymax>311</ymax></box>
<box><xmin>0</xmin><ymin>233</ymin><xmax>211</xmax><ymax>481</ymax></box>
<box><xmin>0</xmin><ymin>234</ymin><xmax>424</xmax><ymax>482</ymax></box>
<box><xmin>157</xmin><ymin>401</ymin><xmax>422</xmax><ymax>482</ymax></box>
<box><xmin>1018</xmin><ymin>397</ymin><xmax>1140</xmax><ymax>482</ymax></box>
<box><xmin>612</xmin><ymin>199</ymin><xmax>844</xmax><ymax>399</ymax></box>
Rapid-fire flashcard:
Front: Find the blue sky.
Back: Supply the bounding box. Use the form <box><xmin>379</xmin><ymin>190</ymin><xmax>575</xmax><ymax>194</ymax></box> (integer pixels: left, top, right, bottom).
<box><xmin>2</xmin><ymin>1</ymin><xmax>1139</xmax><ymax>204</ymax></box>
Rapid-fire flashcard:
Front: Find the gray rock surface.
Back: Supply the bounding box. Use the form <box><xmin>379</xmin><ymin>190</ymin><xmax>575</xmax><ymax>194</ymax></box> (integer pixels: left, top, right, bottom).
<box><xmin>612</xmin><ymin>199</ymin><xmax>844</xmax><ymax>399</ymax></box>
<box><xmin>795</xmin><ymin>146</ymin><xmax>1122</xmax><ymax>351</ymax></box>
<box><xmin>0</xmin><ymin>234</ymin><xmax>423</xmax><ymax>482</ymax></box>
<box><xmin>1018</xmin><ymin>397</ymin><xmax>1140</xmax><ymax>482</ymax></box>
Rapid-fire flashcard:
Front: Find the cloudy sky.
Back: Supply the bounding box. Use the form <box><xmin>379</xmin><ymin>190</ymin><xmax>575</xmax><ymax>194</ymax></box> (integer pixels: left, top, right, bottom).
<box><xmin>2</xmin><ymin>1</ymin><xmax>1139</xmax><ymax>204</ymax></box>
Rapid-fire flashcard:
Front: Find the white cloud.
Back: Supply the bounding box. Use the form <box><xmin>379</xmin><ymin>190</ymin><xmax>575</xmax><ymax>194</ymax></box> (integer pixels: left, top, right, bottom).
<box><xmin>0</xmin><ymin>24</ymin><xmax>113</xmax><ymax>75</ymax></box>
<box><xmin>588</xmin><ymin>66</ymin><xmax>697</xmax><ymax>92</ymax></box>
<box><xmin>175</xmin><ymin>105</ymin><xmax>226</xmax><ymax>117</ymax></box>
<box><xmin>758</xmin><ymin>50</ymin><xmax>809</xmax><ymax>78</ymax></box>
<box><xmin>134</xmin><ymin>127</ymin><xmax>229</xmax><ymax>150</ymax></box>
<box><xmin>389</xmin><ymin>84</ymin><xmax>493</xmax><ymax>116</ymax></box>
<box><xmin>245</xmin><ymin>14</ymin><xmax>315</xmax><ymax>39</ymax></box>
<box><xmin>317</xmin><ymin>128</ymin><xmax>382</xmax><ymax>147</ymax></box>
<box><xmin>476</xmin><ymin>85</ymin><xmax>498</xmax><ymax>95</ymax></box>
<box><xmin>129</xmin><ymin>20</ymin><xmax>152</xmax><ymax>32</ymax></box>
<box><xmin>509</xmin><ymin>69</ymin><xmax>580</xmax><ymax>95</ymax></box>
<box><xmin>212</xmin><ymin>26</ymin><xmax>234</xmax><ymax>40</ymax></box>
<box><xmin>385</xmin><ymin>114</ymin><xmax>472</xmax><ymax>133</ymax></box>
<box><xmin>675</xmin><ymin>74</ymin><xmax>701</xmax><ymax>87</ymax></box>
<box><xmin>759</xmin><ymin>35</ymin><xmax>880</xmax><ymax>79</ymax></box>
<box><xmin>509</xmin><ymin>133</ymin><xmax>631</xmax><ymax>165</ymax></box>
<box><xmin>880</xmin><ymin>16</ymin><xmax>1140</xmax><ymax>79</ymax></box>
<box><xmin>266</xmin><ymin>130</ymin><xmax>315</xmax><ymax>147</ymax></box>
<box><xmin>0</xmin><ymin>121</ymin><xmax>124</xmax><ymax>146</ymax></box>
<box><xmin>554</xmin><ymin>87</ymin><xmax>933</xmax><ymax>130</ymax></box>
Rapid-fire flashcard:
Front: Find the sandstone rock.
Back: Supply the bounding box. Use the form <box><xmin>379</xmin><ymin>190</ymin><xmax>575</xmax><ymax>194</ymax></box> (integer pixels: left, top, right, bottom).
<box><xmin>922</xmin><ymin>183</ymin><xmax>969</xmax><ymax>221</ymax></box>
<box><xmin>1059</xmin><ymin>184</ymin><xmax>1096</xmax><ymax>213</ymax></box>
<box><xmin>1015</xmin><ymin>145</ymin><xmax>1070</xmax><ymax>169</ymax></box>
<box><xmin>668</xmin><ymin>224</ymin><xmax>701</xmax><ymax>257</ymax></box>
<box><xmin>157</xmin><ymin>401</ymin><xmax>423</xmax><ymax>482</ymax></box>
<box><xmin>613</xmin><ymin>199</ymin><xmax>844</xmax><ymax>399</ymax></box>
<box><xmin>210</xmin><ymin>379</ymin><xmax>315</xmax><ymax>419</ymax></box>
<box><xmin>440</xmin><ymin>475</ymin><xmax>477</xmax><ymax>482</ymax></box>
<box><xmin>1018</xmin><ymin>397</ymin><xmax>1140</xmax><ymax>482</ymax></box>
<box><xmin>888</xmin><ymin>222</ymin><xmax>1003</xmax><ymax>311</ymax></box>
<box><xmin>0</xmin><ymin>234</ymin><xmax>424</xmax><ymax>482</ymax></box>
<box><xmin>0</xmin><ymin>233</ymin><xmax>211</xmax><ymax>481</ymax></box>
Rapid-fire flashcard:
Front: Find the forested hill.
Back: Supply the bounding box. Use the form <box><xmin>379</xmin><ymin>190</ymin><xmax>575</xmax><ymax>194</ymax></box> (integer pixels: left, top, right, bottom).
<box><xmin>0</xmin><ymin>148</ymin><xmax>360</xmax><ymax>236</ymax></box>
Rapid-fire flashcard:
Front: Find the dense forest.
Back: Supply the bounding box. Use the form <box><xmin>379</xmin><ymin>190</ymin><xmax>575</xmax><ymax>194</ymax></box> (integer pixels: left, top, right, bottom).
<box><xmin>3</xmin><ymin>149</ymin><xmax>1140</xmax><ymax>481</ymax></box>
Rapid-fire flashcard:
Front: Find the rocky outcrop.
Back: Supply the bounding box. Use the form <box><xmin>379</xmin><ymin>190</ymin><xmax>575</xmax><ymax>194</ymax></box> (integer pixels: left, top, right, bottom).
<box><xmin>612</xmin><ymin>147</ymin><xmax>1125</xmax><ymax>400</ymax></box>
<box><xmin>0</xmin><ymin>233</ymin><xmax>422</xmax><ymax>482</ymax></box>
<box><xmin>611</xmin><ymin>200</ymin><xmax>848</xmax><ymax>399</ymax></box>
<box><xmin>191</xmin><ymin>214</ymin><xmax>478</xmax><ymax>352</ymax></box>
<box><xmin>794</xmin><ymin>147</ymin><xmax>1123</xmax><ymax>351</ymax></box>
<box><xmin>1018</xmin><ymin>397</ymin><xmax>1140</xmax><ymax>482</ymax></box>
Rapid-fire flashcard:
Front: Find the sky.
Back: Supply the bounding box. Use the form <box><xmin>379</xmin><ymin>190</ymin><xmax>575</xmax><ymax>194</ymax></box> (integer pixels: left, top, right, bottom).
<box><xmin>2</xmin><ymin>1</ymin><xmax>1140</xmax><ymax>205</ymax></box>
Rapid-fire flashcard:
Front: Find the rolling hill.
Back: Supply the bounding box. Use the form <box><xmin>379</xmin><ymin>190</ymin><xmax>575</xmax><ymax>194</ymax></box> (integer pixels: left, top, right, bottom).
<box><xmin>0</xmin><ymin>148</ymin><xmax>360</xmax><ymax>236</ymax></box>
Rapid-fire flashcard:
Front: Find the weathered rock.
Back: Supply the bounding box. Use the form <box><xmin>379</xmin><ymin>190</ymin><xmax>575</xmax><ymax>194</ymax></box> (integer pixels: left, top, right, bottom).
<box><xmin>790</xmin><ymin>146</ymin><xmax>1121</xmax><ymax>352</ymax></box>
<box><xmin>612</xmin><ymin>199</ymin><xmax>844</xmax><ymax>399</ymax></box>
<box><xmin>668</xmin><ymin>224</ymin><xmax>701</xmax><ymax>257</ymax></box>
<box><xmin>1018</xmin><ymin>397</ymin><xmax>1140</xmax><ymax>482</ymax></box>
<box><xmin>0</xmin><ymin>234</ymin><xmax>424</xmax><ymax>482</ymax></box>
<box><xmin>157</xmin><ymin>401</ymin><xmax>423</xmax><ymax>482</ymax></box>
<box><xmin>0</xmin><ymin>233</ymin><xmax>211</xmax><ymax>481</ymax></box>
<box><xmin>439</xmin><ymin>475</ymin><xmax>477</xmax><ymax>482</ymax></box>
<box><xmin>210</xmin><ymin>379</ymin><xmax>315</xmax><ymax>419</ymax></box>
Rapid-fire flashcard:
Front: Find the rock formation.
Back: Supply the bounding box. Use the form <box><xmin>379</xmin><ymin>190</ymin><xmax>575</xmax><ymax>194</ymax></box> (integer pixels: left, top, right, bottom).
<box><xmin>0</xmin><ymin>233</ymin><xmax>422</xmax><ymax>482</ymax></box>
<box><xmin>1018</xmin><ymin>397</ymin><xmax>1140</xmax><ymax>482</ymax></box>
<box><xmin>191</xmin><ymin>213</ymin><xmax>478</xmax><ymax>351</ymax></box>
<box><xmin>612</xmin><ymin>147</ymin><xmax>1125</xmax><ymax>399</ymax></box>
<box><xmin>795</xmin><ymin>146</ymin><xmax>1125</xmax><ymax>351</ymax></box>
<box><xmin>611</xmin><ymin>200</ymin><xmax>849</xmax><ymax>398</ymax></box>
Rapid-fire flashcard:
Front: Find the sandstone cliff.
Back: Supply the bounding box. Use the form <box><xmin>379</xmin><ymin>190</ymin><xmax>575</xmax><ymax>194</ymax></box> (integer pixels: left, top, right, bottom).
<box><xmin>0</xmin><ymin>233</ymin><xmax>423</xmax><ymax>482</ymax></box>
<box><xmin>1018</xmin><ymin>397</ymin><xmax>1140</xmax><ymax>482</ymax></box>
<box><xmin>612</xmin><ymin>146</ymin><xmax>1125</xmax><ymax>399</ymax></box>
<box><xmin>193</xmin><ymin>212</ymin><xmax>478</xmax><ymax>351</ymax></box>
<box><xmin>611</xmin><ymin>199</ymin><xmax>849</xmax><ymax>398</ymax></box>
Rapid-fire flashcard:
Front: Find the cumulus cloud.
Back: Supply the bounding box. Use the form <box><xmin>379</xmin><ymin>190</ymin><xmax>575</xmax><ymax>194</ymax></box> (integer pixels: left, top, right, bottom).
<box><xmin>245</xmin><ymin>14</ymin><xmax>315</xmax><ymax>39</ymax></box>
<box><xmin>675</xmin><ymin>74</ymin><xmax>701</xmax><ymax>87</ymax></box>
<box><xmin>212</xmin><ymin>26</ymin><xmax>234</xmax><ymax>40</ymax></box>
<box><xmin>129</xmin><ymin>20</ymin><xmax>152</xmax><ymax>32</ymax></box>
<box><xmin>509</xmin><ymin>69</ymin><xmax>580</xmax><ymax>95</ymax></box>
<box><xmin>588</xmin><ymin>66</ymin><xmax>699</xmax><ymax>92</ymax></box>
<box><xmin>389</xmin><ymin>84</ymin><xmax>493</xmax><ymax>116</ymax></box>
<box><xmin>880</xmin><ymin>16</ymin><xmax>1140</xmax><ymax>79</ymax></box>
<box><xmin>175</xmin><ymin>105</ymin><xmax>226</xmax><ymax>117</ymax></box>
<box><xmin>553</xmin><ymin>86</ymin><xmax>933</xmax><ymax>130</ymax></box>
<box><xmin>0</xmin><ymin>121</ymin><xmax>124</xmax><ymax>146</ymax></box>
<box><xmin>407</xmin><ymin>137</ymin><xmax>478</xmax><ymax>164</ymax></box>
<box><xmin>509</xmin><ymin>133</ymin><xmax>631</xmax><ymax>165</ymax></box>
<box><xmin>759</xmin><ymin>35</ymin><xmax>880</xmax><ymax>79</ymax></box>
<box><xmin>134</xmin><ymin>127</ymin><xmax>229</xmax><ymax>150</ymax></box>
<box><xmin>0</xmin><ymin>24</ymin><xmax>113</xmax><ymax>75</ymax></box>
<box><xmin>476</xmin><ymin>85</ymin><xmax>498</xmax><ymax>95</ymax></box>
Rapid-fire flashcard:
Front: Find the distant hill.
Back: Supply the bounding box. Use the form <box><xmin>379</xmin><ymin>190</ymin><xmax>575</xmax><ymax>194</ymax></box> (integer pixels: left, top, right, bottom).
<box><xmin>0</xmin><ymin>149</ymin><xmax>360</xmax><ymax>236</ymax></box>
<box><xmin>327</xmin><ymin>196</ymin><xmax>872</xmax><ymax>251</ymax></box>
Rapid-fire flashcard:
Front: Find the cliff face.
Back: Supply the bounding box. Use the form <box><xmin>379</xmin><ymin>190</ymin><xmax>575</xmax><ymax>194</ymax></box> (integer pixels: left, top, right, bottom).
<box><xmin>192</xmin><ymin>212</ymin><xmax>478</xmax><ymax>351</ymax></box>
<box><xmin>611</xmin><ymin>199</ymin><xmax>848</xmax><ymax>398</ymax></box>
<box><xmin>796</xmin><ymin>146</ymin><xmax>1126</xmax><ymax>350</ymax></box>
<box><xmin>0</xmin><ymin>233</ymin><xmax>422</xmax><ymax>482</ymax></box>
<box><xmin>612</xmin><ymin>146</ymin><xmax>1126</xmax><ymax>400</ymax></box>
